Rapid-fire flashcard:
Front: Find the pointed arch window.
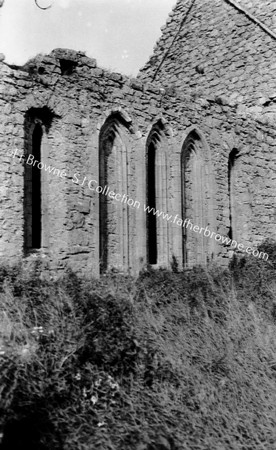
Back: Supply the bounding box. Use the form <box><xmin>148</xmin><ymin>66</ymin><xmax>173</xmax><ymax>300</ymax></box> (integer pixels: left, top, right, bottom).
<box><xmin>181</xmin><ymin>130</ymin><xmax>214</xmax><ymax>267</ymax></box>
<box><xmin>99</xmin><ymin>114</ymin><xmax>130</xmax><ymax>273</ymax></box>
<box><xmin>31</xmin><ymin>124</ymin><xmax>42</xmax><ymax>248</ymax></box>
<box><xmin>24</xmin><ymin>107</ymin><xmax>54</xmax><ymax>254</ymax></box>
<box><xmin>146</xmin><ymin>121</ymin><xmax>169</xmax><ymax>266</ymax></box>
<box><xmin>24</xmin><ymin>123</ymin><xmax>43</xmax><ymax>251</ymax></box>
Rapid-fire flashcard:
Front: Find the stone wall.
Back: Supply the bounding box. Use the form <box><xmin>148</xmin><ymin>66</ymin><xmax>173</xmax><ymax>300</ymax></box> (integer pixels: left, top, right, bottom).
<box><xmin>0</xmin><ymin>48</ymin><xmax>275</xmax><ymax>276</ymax></box>
<box><xmin>234</xmin><ymin>0</ymin><xmax>276</xmax><ymax>34</ymax></box>
<box><xmin>139</xmin><ymin>0</ymin><xmax>276</xmax><ymax>107</ymax></box>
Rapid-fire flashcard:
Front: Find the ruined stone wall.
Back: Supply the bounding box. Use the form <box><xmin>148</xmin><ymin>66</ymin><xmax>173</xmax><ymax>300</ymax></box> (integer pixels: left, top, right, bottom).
<box><xmin>139</xmin><ymin>0</ymin><xmax>276</xmax><ymax>107</ymax></box>
<box><xmin>0</xmin><ymin>49</ymin><xmax>275</xmax><ymax>276</ymax></box>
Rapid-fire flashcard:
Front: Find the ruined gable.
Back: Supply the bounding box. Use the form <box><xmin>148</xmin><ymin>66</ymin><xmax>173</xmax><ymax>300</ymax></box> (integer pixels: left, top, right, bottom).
<box><xmin>139</xmin><ymin>0</ymin><xmax>276</xmax><ymax>107</ymax></box>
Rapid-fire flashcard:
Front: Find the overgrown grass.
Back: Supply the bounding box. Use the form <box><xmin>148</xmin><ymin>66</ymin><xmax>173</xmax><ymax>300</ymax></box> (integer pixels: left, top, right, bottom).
<box><xmin>1</xmin><ymin>242</ymin><xmax>276</xmax><ymax>449</ymax></box>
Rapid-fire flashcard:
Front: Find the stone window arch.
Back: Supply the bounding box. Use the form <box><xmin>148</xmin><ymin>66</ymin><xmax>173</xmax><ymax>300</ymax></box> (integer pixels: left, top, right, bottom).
<box><xmin>146</xmin><ymin>121</ymin><xmax>169</xmax><ymax>266</ymax></box>
<box><xmin>24</xmin><ymin>123</ymin><xmax>43</xmax><ymax>250</ymax></box>
<box><xmin>181</xmin><ymin>129</ymin><xmax>214</xmax><ymax>267</ymax></box>
<box><xmin>99</xmin><ymin>113</ymin><xmax>131</xmax><ymax>273</ymax></box>
<box><xmin>24</xmin><ymin>108</ymin><xmax>53</xmax><ymax>253</ymax></box>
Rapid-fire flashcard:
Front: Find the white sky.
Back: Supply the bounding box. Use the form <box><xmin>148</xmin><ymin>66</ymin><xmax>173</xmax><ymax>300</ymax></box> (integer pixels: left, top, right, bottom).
<box><xmin>0</xmin><ymin>0</ymin><xmax>176</xmax><ymax>75</ymax></box>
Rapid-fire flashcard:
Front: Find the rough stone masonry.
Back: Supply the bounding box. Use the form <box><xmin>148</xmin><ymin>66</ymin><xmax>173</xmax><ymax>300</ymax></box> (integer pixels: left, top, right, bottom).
<box><xmin>0</xmin><ymin>0</ymin><xmax>275</xmax><ymax>276</ymax></box>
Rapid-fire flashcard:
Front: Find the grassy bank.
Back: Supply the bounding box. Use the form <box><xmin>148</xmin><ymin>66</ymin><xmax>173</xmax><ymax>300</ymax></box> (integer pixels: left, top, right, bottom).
<box><xmin>1</xmin><ymin>242</ymin><xmax>276</xmax><ymax>449</ymax></box>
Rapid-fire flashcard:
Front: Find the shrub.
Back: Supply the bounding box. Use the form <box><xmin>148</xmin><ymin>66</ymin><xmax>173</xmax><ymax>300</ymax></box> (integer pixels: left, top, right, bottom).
<box><xmin>0</xmin><ymin>240</ymin><xmax>276</xmax><ymax>449</ymax></box>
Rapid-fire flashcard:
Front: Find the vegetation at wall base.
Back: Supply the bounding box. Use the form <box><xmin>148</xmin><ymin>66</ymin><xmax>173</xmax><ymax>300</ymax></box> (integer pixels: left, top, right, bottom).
<box><xmin>1</xmin><ymin>241</ymin><xmax>276</xmax><ymax>449</ymax></box>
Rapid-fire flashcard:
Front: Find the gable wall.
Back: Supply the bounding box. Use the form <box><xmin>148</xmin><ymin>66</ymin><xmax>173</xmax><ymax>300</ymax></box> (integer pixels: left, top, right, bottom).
<box><xmin>139</xmin><ymin>0</ymin><xmax>276</xmax><ymax>107</ymax></box>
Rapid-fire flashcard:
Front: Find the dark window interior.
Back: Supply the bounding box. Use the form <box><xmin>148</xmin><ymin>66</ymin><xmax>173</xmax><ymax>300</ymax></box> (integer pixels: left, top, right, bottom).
<box><xmin>147</xmin><ymin>142</ymin><xmax>157</xmax><ymax>264</ymax></box>
<box><xmin>59</xmin><ymin>59</ymin><xmax>77</xmax><ymax>76</ymax></box>
<box><xmin>31</xmin><ymin>124</ymin><xmax>42</xmax><ymax>248</ymax></box>
<box><xmin>228</xmin><ymin>148</ymin><xmax>239</xmax><ymax>240</ymax></box>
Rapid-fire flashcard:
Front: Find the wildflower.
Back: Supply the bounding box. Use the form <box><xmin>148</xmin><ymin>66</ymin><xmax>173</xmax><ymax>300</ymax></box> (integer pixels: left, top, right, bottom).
<box><xmin>75</xmin><ymin>372</ymin><xmax>81</xmax><ymax>381</ymax></box>
<box><xmin>107</xmin><ymin>375</ymin><xmax>119</xmax><ymax>390</ymax></box>
<box><xmin>97</xmin><ymin>421</ymin><xmax>105</xmax><ymax>427</ymax></box>
<box><xmin>20</xmin><ymin>343</ymin><xmax>37</xmax><ymax>360</ymax></box>
<box><xmin>83</xmin><ymin>387</ymin><xmax>87</xmax><ymax>398</ymax></box>
<box><xmin>91</xmin><ymin>395</ymin><xmax>98</xmax><ymax>405</ymax></box>
<box><xmin>31</xmin><ymin>326</ymin><xmax>43</xmax><ymax>334</ymax></box>
<box><xmin>95</xmin><ymin>378</ymin><xmax>102</xmax><ymax>387</ymax></box>
<box><xmin>107</xmin><ymin>375</ymin><xmax>113</xmax><ymax>385</ymax></box>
